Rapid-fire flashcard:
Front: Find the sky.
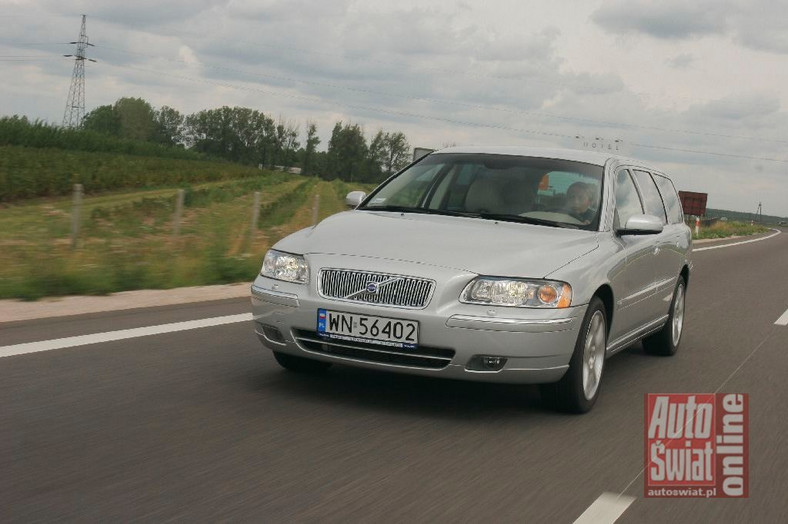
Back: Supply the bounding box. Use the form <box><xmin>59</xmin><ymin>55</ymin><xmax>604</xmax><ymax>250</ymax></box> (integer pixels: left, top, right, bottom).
<box><xmin>1</xmin><ymin>0</ymin><xmax>787</xmax><ymax>217</ymax></box>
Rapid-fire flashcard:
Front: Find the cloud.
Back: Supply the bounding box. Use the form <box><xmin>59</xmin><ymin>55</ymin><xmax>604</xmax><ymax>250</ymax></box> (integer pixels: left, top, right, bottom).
<box><xmin>731</xmin><ymin>2</ymin><xmax>788</xmax><ymax>54</ymax></box>
<box><xmin>40</xmin><ymin>0</ymin><xmax>225</xmax><ymax>29</ymax></box>
<box><xmin>593</xmin><ymin>0</ymin><xmax>788</xmax><ymax>55</ymax></box>
<box><xmin>592</xmin><ymin>1</ymin><xmax>729</xmax><ymax>39</ymax></box>
<box><xmin>666</xmin><ymin>53</ymin><xmax>694</xmax><ymax>69</ymax></box>
<box><xmin>684</xmin><ymin>93</ymin><xmax>781</xmax><ymax>122</ymax></box>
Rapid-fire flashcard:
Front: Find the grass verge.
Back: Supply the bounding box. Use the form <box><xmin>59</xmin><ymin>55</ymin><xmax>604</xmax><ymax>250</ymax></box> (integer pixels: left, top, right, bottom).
<box><xmin>694</xmin><ymin>221</ymin><xmax>770</xmax><ymax>240</ymax></box>
<box><xmin>0</xmin><ymin>177</ymin><xmax>352</xmax><ymax>300</ymax></box>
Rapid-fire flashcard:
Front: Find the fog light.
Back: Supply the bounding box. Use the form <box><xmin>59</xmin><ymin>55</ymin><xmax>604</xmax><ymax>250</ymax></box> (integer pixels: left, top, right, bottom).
<box><xmin>483</xmin><ymin>356</ymin><xmax>505</xmax><ymax>368</ymax></box>
<box><xmin>466</xmin><ymin>355</ymin><xmax>508</xmax><ymax>371</ymax></box>
<box><xmin>261</xmin><ymin>324</ymin><xmax>285</xmax><ymax>343</ymax></box>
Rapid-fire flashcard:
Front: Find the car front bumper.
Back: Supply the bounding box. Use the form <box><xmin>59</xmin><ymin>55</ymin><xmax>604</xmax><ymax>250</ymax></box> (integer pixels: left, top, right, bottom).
<box><xmin>251</xmin><ymin>259</ymin><xmax>586</xmax><ymax>385</ymax></box>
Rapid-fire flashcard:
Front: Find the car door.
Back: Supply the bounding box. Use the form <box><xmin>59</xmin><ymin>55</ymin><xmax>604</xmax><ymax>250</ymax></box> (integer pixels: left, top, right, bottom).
<box><xmin>652</xmin><ymin>173</ymin><xmax>691</xmax><ymax>304</ymax></box>
<box><xmin>630</xmin><ymin>169</ymin><xmax>676</xmax><ymax>321</ymax></box>
<box><xmin>608</xmin><ymin>168</ymin><xmax>663</xmax><ymax>344</ymax></box>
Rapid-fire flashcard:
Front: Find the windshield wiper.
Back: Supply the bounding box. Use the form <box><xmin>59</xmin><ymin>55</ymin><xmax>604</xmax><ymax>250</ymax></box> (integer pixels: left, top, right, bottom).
<box><xmin>476</xmin><ymin>213</ymin><xmax>580</xmax><ymax>229</ymax></box>
<box><xmin>361</xmin><ymin>205</ymin><xmax>475</xmax><ymax>217</ymax></box>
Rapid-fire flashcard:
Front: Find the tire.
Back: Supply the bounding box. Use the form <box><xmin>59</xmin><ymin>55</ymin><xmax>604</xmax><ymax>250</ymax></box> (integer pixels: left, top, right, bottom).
<box><xmin>273</xmin><ymin>351</ymin><xmax>332</xmax><ymax>373</ymax></box>
<box><xmin>643</xmin><ymin>276</ymin><xmax>686</xmax><ymax>357</ymax></box>
<box><xmin>540</xmin><ymin>297</ymin><xmax>607</xmax><ymax>414</ymax></box>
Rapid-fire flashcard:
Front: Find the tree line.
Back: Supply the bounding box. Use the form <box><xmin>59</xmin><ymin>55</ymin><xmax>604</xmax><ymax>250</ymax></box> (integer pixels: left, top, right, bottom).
<box><xmin>78</xmin><ymin>97</ymin><xmax>413</xmax><ymax>183</ymax></box>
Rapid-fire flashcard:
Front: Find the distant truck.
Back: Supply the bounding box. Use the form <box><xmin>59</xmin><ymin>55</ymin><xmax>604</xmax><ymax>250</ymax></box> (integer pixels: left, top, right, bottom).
<box><xmin>678</xmin><ymin>191</ymin><xmax>708</xmax><ymax>217</ymax></box>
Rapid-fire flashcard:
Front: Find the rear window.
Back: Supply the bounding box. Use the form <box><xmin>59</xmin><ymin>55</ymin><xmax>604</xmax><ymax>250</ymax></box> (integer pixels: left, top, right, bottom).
<box><xmin>653</xmin><ymin>174</ymin><xmax>684</xmax><ymax>224</ymax></box>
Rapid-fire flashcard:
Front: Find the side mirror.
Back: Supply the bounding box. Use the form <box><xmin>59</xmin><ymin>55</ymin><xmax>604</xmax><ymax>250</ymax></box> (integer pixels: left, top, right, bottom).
<box><xmin>345</xmin><ymin>191</ymin><xmax>366</xmax><ymax>208</ymax></box>
<box><xmin>618</xmin><ymin>214</ymin><xmax>664</xmax><ymax>235</ymax></box>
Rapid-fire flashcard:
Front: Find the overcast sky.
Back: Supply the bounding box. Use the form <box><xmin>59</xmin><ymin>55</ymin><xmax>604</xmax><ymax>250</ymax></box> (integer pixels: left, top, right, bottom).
<box><xmin>2</xmin><ymin>0</ymin><xmax>787</xmax><ymax>216</ymax></box>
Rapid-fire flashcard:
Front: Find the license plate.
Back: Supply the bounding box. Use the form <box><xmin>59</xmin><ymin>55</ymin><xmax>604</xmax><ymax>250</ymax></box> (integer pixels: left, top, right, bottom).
<box><xmin>317</xmin><ymin>309</ymin><xmax>419</xmax><ymax>348</ymax></box>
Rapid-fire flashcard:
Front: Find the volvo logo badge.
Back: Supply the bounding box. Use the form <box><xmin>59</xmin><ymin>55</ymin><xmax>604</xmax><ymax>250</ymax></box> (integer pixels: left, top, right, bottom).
<box><xmin>344</xmin><ymin>276</ymin><xmax>403</xmax><ymax>299</ymax></box>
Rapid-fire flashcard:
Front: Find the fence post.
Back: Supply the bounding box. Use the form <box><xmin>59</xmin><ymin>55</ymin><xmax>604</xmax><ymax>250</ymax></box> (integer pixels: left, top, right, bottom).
<box><xmin>172</xmin><ymin>189</ymin><xmax>185</xmax><ymax>236</ymax></box>
<box><xmin>250</xmin><ymin>191</ymin><xmax>261</xmax><ymax>233</ymax></box>
<box><xmin>70</xmin><ymin>183</ymin><xmax>83</xmax><ymax>249</ymax></box>
<box><xmin>312</xmin><ymin>193</ymin><xmax>320</xmax><ymax>226</ymax></box>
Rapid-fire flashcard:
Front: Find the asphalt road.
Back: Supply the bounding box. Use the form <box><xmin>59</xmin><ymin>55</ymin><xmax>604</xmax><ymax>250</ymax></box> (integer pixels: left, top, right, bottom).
<box><xmin>1</xmin><ymin>231</ymin><xmax>786</xmax><ymax>522</ymax></box>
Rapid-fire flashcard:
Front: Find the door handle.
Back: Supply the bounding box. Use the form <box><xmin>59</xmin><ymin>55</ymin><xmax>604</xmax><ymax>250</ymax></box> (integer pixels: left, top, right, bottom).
<box><xmin>654</xmin><ymin>246</ymin><xmax>660</xmax><ymax>255</ymax></box>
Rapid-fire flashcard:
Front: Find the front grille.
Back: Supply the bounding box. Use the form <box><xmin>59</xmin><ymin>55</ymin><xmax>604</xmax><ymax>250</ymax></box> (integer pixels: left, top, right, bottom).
<box><xmin>319</xmin><ymin>269</ymin><xmax>435</xmax><ymax>309</ymax></box>
<box><xmin>293</xmin><ymin>329</ymin><xmax>454</xmax><ymax>370</ymax></box>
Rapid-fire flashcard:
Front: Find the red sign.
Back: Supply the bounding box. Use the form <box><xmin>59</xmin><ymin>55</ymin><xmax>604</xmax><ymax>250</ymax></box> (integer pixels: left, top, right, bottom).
<box><xmin>645</xmin><ymin>393</ymin><xmax>748</xmax><ymax>498</ymax></box>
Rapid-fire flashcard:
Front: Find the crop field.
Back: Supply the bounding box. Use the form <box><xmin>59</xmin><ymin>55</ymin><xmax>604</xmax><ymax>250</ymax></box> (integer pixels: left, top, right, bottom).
<box><xmin>0</xmin><ymin>144</ymin><xmax>268</xmax><ymax>200</ymax></box>
<box><xmin>0</xmin><ymin>173</ymin><xmax>374</xmax><ymax>300</ymax></box>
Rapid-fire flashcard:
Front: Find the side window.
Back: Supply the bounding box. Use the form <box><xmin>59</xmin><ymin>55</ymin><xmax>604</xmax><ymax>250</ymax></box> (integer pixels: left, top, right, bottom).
<box><xmin>632</xmin><ymin>170</ymin><xmax>668</xmax><ymax>224</ymax></box>
<box><xmin>653</xmin><ymin>174</ymin><xmax>684</xmax><ymax>224</ymax></box>
<box><xmin>615</xmin><ymin>169</ymin><xmax>643</xmax><ymax>228</ymax></box>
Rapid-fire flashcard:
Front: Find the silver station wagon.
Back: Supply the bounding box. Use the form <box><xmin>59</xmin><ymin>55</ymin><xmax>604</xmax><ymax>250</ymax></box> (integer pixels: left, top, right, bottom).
<box><xmin>251</xmin><ymin>146</ymin><xmax>692</xmax><ymax>413</ymax></box>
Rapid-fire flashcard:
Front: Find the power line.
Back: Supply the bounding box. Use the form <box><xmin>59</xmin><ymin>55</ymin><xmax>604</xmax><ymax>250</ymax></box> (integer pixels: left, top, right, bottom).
<box><xmin>206</xmin><ymin>36</ymin><xmax>717</xmax><ymax>105</ymax></box>
<box><xmin>92</xmin><ymin>43</ymin><xmax>788</xmax><ymax>146</ymax></box>
<box><xmin>630</xmin><ymin>142</ymin><xmax>788</xmax><ymax>164</ymax></box>
<box><xmin>109</xmin><ymin>62</ymin><xmax>788</xmax><ymax>164</ymax></box>
<box><xmin>115</xmin><ymin>62</ymin><xmax>574</xmax><ymax>140</ymax></box>
<box><xmin>0</xmin><ymin>42</ymin><xmax>71</xmax><ymax>45</ymax></box>
<box><xmin>0</xmin><ymin>57</ymin><xmax>62</xmax><ymax>62</ymax></box>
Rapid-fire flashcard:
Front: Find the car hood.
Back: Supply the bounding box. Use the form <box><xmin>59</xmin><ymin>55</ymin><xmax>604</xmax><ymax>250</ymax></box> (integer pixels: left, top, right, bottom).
<box><xmin>275</xmin><ymin>211</ymin><xmax>599</xmax><ymax>277</ymax></box>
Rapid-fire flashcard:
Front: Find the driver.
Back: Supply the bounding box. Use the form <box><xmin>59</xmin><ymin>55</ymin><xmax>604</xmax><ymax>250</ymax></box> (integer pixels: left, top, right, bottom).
<box><xmin>565</xmin><ymin>182</ymin><xmax>596</xmax><ymax>223</ymax></box>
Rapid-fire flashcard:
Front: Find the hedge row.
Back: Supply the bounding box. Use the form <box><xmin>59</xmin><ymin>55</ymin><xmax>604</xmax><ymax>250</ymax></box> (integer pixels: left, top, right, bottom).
<box><xmin>0</xmin><ymin>145</ymin><xmax>280</xmax><ymax>201</ymax></box>
<box><xmin>0</xmin><ymin>116</ymin><xmax>202</xmax><ymax>160</ymax></box>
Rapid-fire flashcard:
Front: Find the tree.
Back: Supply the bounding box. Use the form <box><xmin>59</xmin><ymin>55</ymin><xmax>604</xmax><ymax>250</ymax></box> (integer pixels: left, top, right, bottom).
<box><xmin>302</xmin><ymin>121</ymin><xmax>320</xmax><ymax>176</ymax></box>
<box><xmin>273</xmin><ymin>117</ymin><xmax>299</xmax><ymax>167</ymax></box>
<box><xmin>82</xmin><ymin>105</ymin><xmax>120</xmax><ymax>135</ymax></box>
<box><xmin>383</xmin><ymin>131</ymin><xmax>410</xmax><ymax>176</ymax></box>
<box><xmin>326</xmin><ymin>121</ymin><xmax>368</xmax><ymax>182</ymax></box>
<box><xmin>153</xmin><ymin>106</ymin><xmax>184</xmax><ymax>146</ymax></box>
<box><xmin>183</xmin><ymin>106</ymin><xmax>276</xmax><ymax>165</ymax></box>
<box><xmin>368</xmin><ymin>130</ymin><xmax>386</xmax><ymax>168</ymax></box>
<box><xmin>366</xmin><ymin>130</ymin><xmax>410</xmax><ymax>180</ymax></box>
<box><xmin>113</xmin><ymin>97</ymin><xmax>156</xmax><ymax>142</ymax></box>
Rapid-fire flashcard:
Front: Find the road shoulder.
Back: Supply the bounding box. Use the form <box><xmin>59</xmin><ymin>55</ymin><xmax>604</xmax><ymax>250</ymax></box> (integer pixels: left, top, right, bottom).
<box><xmin>0</xmin><ymin>282</ymin><xmax>251</xmax><ymax>323</ymax></box>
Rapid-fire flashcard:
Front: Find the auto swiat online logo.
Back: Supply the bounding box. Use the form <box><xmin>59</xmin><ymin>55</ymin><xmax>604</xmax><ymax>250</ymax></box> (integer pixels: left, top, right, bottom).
<box><xmin>645</xmin><ymin>393</ymin><xmax>748</xmax><ymax>498</ymax></box>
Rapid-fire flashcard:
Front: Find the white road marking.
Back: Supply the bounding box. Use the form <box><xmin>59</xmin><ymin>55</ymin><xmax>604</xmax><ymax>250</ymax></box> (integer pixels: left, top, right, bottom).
<box><xmin>574</xmin><ymin>492</ymin><xmax>635</xmax><ymax>524</ymax></box>
<box><xmin>0</xmin><ymin>313</ymin><xmax>252</xmax><ymax>359</ymax></box>
<box><xmin>694</xmin><ymin>229</ymin><xmax>781</xmax><ymax>252</ymax></box>
<box><xmin>776</xmin><ymin>309</ymin><xmax>788</xmax><ymax>326</ymax></box>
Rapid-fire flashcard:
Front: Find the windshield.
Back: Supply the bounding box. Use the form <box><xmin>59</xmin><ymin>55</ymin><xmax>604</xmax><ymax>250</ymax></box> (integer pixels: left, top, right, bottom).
<box><xmin>359</xmin><ymin>153</ymin><xmax>604</xmax><ymax>230</ymax></box>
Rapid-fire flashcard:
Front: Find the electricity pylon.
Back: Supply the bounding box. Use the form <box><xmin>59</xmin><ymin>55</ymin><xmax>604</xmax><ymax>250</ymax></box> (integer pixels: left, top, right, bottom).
<box><xmin>62</xmin><ymin>14</ymin><xmax>95</xmax><ymax>128</ymax></box>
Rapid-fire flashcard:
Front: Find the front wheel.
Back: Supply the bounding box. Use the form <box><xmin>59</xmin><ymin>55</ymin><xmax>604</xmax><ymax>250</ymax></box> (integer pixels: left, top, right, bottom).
<box><xmin>643</xmin><ymin>276</ymin><xmax>686</xmax><ymax>356</ymax></box>
<box><xmin>540</xmin><ymin>297</ymin><xmax>607</xmax><ymax>413</ymax></box>
<box><xmin>273</xmin><ymin>351</ymin><xmax>332</xmax><ymax>373</ymax></box>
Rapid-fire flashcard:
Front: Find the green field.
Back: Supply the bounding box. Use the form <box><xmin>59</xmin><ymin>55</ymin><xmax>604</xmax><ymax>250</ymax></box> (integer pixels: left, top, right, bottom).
<box><xmin>0</xmin><ymin>172</ymin><xmax>373</xmax><ymax>300</ymax></box>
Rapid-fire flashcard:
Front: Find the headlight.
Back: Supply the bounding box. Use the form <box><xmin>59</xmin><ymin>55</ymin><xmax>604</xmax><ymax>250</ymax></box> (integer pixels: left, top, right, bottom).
<box><xmin>261</xmin><ymin>250</ymin><xmax>309</xmax><ymax>284</ymax></box>
<box><xmin>460</xmin><ymin>277</ymin><xmax>572</xmax><ymax>308</ymax></box>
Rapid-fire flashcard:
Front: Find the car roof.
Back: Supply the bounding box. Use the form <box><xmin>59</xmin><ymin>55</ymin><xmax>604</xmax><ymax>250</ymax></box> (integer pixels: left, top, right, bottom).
<box><xmin>432</xmin><ymin>145</ymin><xmax>642</xmax><ymax>168</ymax></box>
